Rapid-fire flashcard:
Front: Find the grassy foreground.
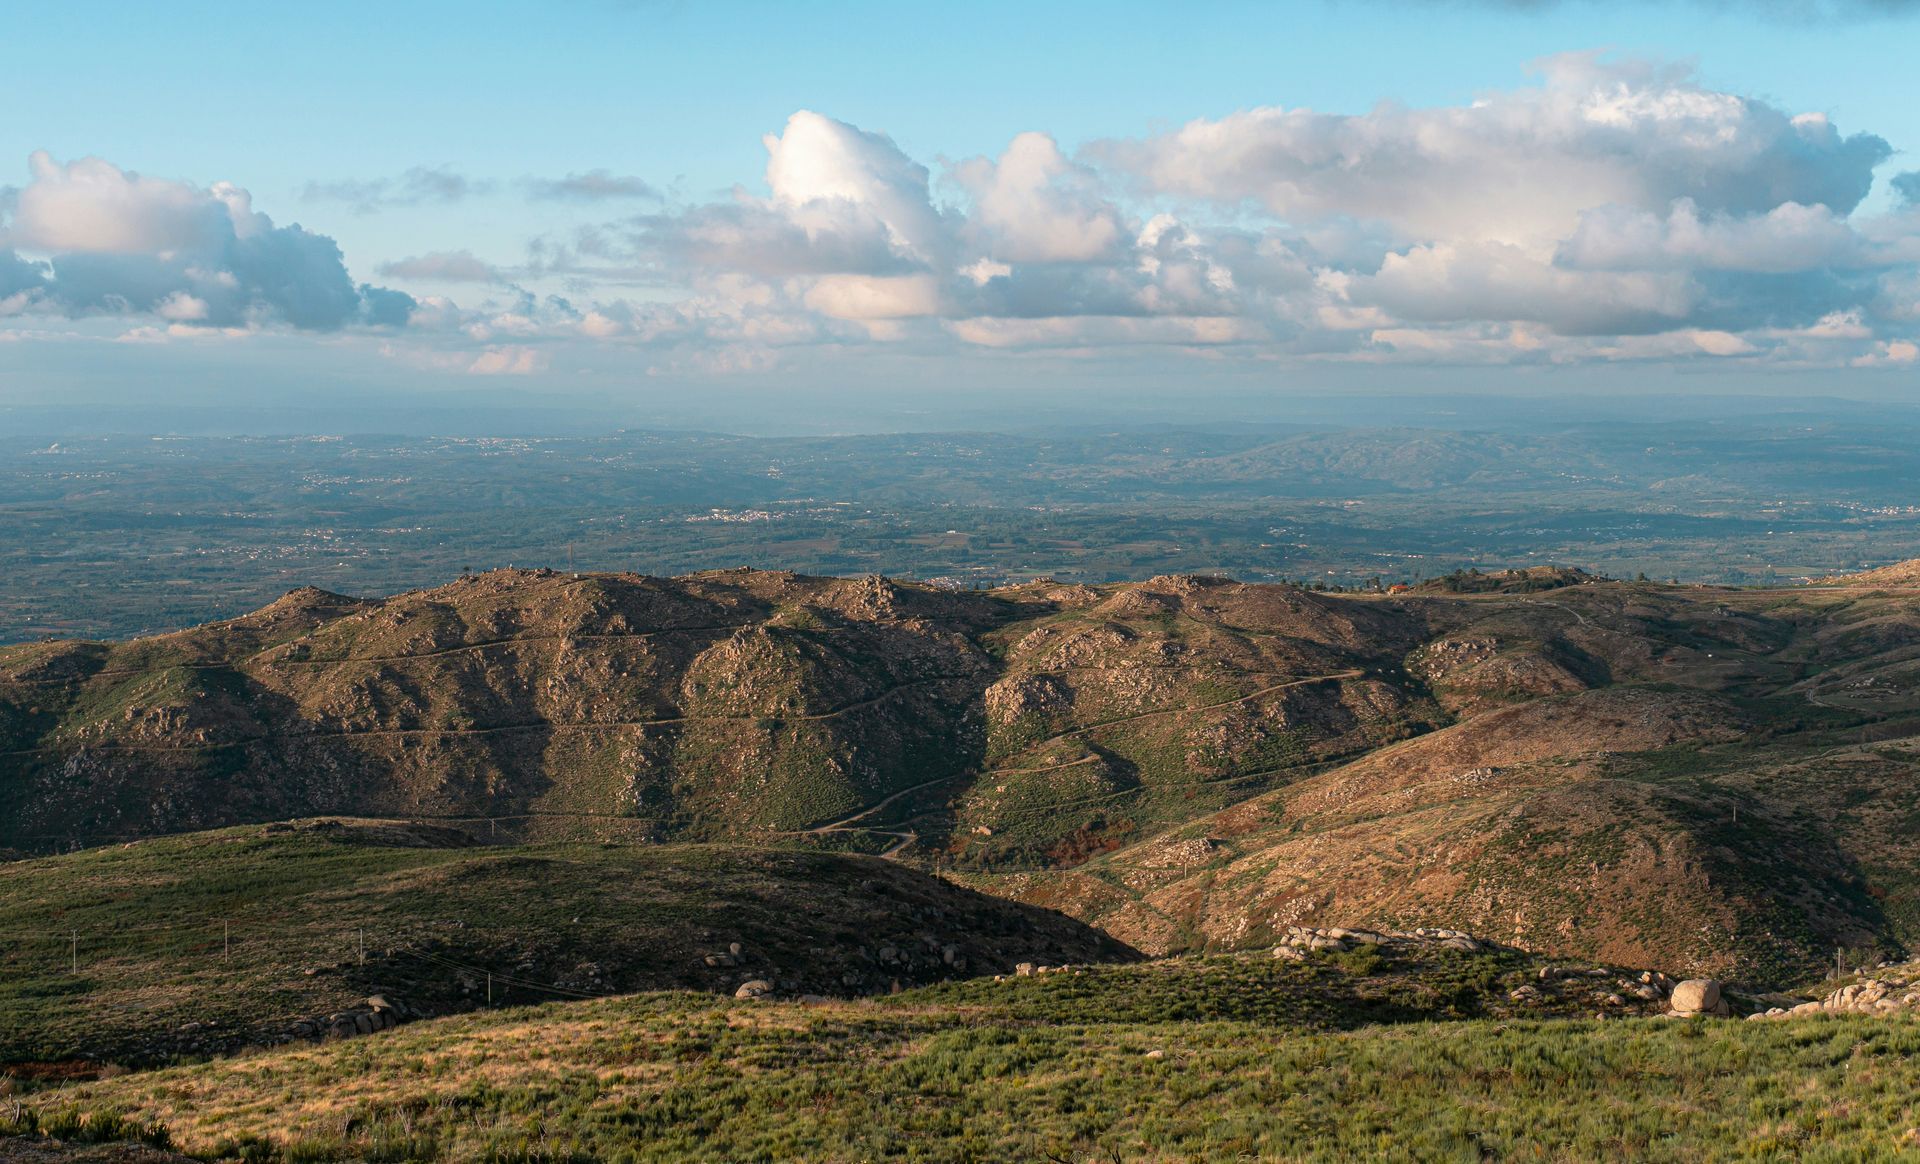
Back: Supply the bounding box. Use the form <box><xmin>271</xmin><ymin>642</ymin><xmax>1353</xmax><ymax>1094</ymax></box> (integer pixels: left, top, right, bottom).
<box><xmin>19</xmin><ymin>958</ymin><xmax>1920</xmax><ymax>1163</ymax></box>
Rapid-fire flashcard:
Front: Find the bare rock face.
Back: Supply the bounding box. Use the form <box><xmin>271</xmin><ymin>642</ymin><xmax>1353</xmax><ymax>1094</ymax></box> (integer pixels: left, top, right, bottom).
<box><xmin>984</xmin><ymin>672</ymin><xmax>1074</xmax><ymax>727</ymax></box>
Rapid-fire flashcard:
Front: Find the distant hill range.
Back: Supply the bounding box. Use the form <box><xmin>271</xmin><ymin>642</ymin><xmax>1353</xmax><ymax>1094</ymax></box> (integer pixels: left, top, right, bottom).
<box><xmin>9</xmin><ymin>563</ymin><xmax>1920</xmax><ymax>985</ymax></box>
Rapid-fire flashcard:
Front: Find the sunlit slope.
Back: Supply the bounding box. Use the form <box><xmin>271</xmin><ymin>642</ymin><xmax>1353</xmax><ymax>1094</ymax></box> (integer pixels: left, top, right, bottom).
<box><xmin>11</xmin><ymin>569</ymin><xmax>1920</xmax><ymax>984</ymax></box>
<box><xmin>975</xmin><ymin>581</ymin><xmax>1920</xmax><ymax>982</ymax></box>
<box><xmin>0</xmin><ymin>571</ymin><xmax>1433</xmax><ymax>858</ymax></box>
<box><xmin>34</xmin><ymin>956</ymin><xmax>1920</xmax><ymax>1163</ymax></box>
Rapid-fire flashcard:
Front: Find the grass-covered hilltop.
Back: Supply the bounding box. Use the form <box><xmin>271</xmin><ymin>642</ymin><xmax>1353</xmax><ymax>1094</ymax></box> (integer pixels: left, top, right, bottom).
<box><xmin>8</xmin><ymin>563</ymin><xmax>1920</xmax><ymax>1160</ymax></box>
<box><xmin>0</xmin><ymin>820</ymin><xmax>1134</xmax><ymax>1067</ymax></box>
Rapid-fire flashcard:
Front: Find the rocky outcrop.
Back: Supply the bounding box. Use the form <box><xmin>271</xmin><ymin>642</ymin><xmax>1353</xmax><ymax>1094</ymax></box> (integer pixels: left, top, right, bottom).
<box><xmin>283</xmin><ymin>995</ymin><xmax>418</xmax><ymax>1043</ymax></box>
<box><xmin>1749</xmin><ymin>965</ymin><xmax>1920</xmax><ymax>1020</ymax></box>
<box><xmin>1271</xmin><ymin>925</ymin><xmax>1496</xmax><ymax>957</ymax></box>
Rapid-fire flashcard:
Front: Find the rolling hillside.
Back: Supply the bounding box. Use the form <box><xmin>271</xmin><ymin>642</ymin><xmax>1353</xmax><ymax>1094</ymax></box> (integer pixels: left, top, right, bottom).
<box><xmin>9</xmin><ymin>566</ymin><xmax>1920</xmax><ymax>983</ymax></box>
<box><xmin>23</xmin><ymin>957</ymin><xmax>1920</xmax><ymax>1163</ymax></box>
<box><xmin>0</xmin><ymin>819</ymin><xmax>1134</xmax><ymax>1065</ymax></box>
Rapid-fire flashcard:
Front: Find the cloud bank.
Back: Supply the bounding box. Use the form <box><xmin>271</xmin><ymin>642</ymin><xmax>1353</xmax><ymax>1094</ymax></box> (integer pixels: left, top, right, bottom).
<box><xmin>525</xmin><ymin>54</ymin><xmax>1918</xmax><ymax>370</ymax></box>
<box><xmin>6</xmin><ymin>54</ymin><xmax>1920</xmax><ymax>375</ymax></box>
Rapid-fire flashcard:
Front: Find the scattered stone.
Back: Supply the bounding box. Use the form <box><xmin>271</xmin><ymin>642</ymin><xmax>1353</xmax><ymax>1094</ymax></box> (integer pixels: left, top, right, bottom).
<box><xmin>735</xmin><ymin>979</ymin><xmax>774</xmax><ymax>1000</ymax></box>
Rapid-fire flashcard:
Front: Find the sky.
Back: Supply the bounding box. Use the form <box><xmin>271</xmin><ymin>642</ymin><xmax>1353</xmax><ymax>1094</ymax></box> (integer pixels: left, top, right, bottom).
<box><xmin>4</xmin><ymin>0</ymin><xmax>1920</xmax><ymax>429</ymax></box>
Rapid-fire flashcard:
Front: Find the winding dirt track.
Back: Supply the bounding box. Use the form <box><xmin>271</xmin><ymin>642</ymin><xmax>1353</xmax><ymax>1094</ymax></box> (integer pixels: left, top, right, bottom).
<box><xmin>795</xmin><ymin>667</ymin><xmax>1368</xmax><ymax>843</ymax></box>
<box><xmin>0</xmin><ymin>673</ymin><xmax>981</xmax><ymax>757</ymax></box>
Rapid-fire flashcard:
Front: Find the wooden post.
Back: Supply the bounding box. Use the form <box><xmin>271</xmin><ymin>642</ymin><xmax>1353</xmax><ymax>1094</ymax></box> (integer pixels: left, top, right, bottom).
<box><xmin>70</xmin><ymin>930</ymin><xmax>77</xmax><ymax>975</ymax></box>
<box><xmin>486</xmin><ymin>972</ymin><xmax>493</xmax><ymax>1005</ymax></box>
<box><xmin>224</xmin><ymin>920</ymin><xmax>230</xmax><ymax>959</ymax></box>
<box><xmin>358</xmin><ymin>929</ymin><xmax>365</xmax><ymax>966</ymax></box>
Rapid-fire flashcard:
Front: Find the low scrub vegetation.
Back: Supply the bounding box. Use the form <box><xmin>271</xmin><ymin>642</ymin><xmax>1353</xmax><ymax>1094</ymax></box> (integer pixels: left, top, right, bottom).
<box><xmin>23</xmin><ymin>962</ymin><xmax>1920</xmax><ymax>1162</ymax></box>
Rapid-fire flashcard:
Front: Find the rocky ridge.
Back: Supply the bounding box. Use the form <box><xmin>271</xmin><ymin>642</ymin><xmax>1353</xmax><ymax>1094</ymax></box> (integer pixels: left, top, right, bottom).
<box><xmin>12</xmin><ymin>569</ymin><xmax>1920</xmax><ymax>985</ymax></box>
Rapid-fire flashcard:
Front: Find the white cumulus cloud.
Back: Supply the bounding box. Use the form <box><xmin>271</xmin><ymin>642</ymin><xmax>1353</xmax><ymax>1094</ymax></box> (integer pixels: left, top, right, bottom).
<box><xmin>1</xmin><ymin>152</ymin><xmax>412</xmax><ymax>330</ymax></box>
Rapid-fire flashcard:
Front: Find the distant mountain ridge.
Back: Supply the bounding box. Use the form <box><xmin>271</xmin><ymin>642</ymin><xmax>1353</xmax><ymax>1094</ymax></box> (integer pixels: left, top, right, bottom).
<box><xmin>9</xmin><ymin>567</ymin><xmax>1920</xmax><ymax>983</ymax></box>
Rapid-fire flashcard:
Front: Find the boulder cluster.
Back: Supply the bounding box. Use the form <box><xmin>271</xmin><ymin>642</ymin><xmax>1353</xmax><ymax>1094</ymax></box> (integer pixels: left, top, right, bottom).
<box><xmin>707</xmin><ymin>933</ymin><xmax>981</xmax><ymax>1001</ymax></box>
<box><xmin>286</xmin><ymin>994</ymin><xmax>414</xmax><ymax>1040</ymax></box>
<box><xmin>1750</xmin><ymin>972</ymin><xmax>1920</xmax><ymax>1020</ymax></box>
<box><xmin>1508</xmin><ymin>966</ymin><xmax>1671</xmax><ymax>1011</ymax></box>
<box><xmin>996</xmin><ymin>961</ymin><xmax>1081</xmax><ymax>980</ymax></box>
<box><xmin>1271</xmin><ymin>925</ymin><xmax>1490</xmax><ymax>958</ymax></box>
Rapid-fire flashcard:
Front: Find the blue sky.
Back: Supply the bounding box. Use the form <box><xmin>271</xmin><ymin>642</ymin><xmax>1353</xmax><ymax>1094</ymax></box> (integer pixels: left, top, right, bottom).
<box><xmin>4</xmin><ymin>0</ymin><xmax>1920</xmax><ymax>422</ymax></box>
